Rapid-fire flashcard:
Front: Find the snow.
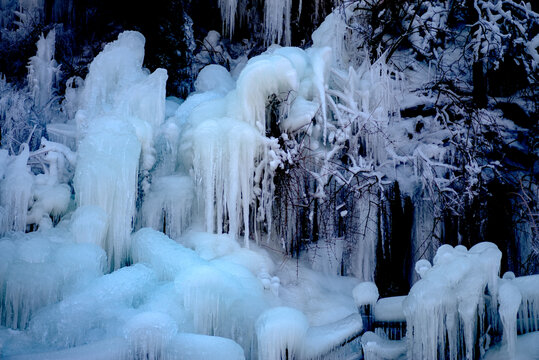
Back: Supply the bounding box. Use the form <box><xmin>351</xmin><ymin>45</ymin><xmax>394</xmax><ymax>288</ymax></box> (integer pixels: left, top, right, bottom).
<box><xmin>352</xmin><ymin>282</ymin><xmax>379</xmax><ymax>308</ymax></box>
<box><xmin>302</xmin><ymin>313</ymin><xmax>362</xmax><ymax>358</ymax></box>
<box><xmin>374</xmin><ymin>296</ymin><xmax>406</xmax><ymax>323</ymax></box>
<box><xmin>484</xmin><ymin>331</ymin><xmax>539</xmax><ymax>360</ymax></box>
<box><xmin>194</xmin><ymin>64</ymin><xmax>235</xmax><ymax>95</ymax></box>
<box><xmin>360</xmin><ymin>331</ymin><xmax>406</xmax><ymax>360</ymax></box>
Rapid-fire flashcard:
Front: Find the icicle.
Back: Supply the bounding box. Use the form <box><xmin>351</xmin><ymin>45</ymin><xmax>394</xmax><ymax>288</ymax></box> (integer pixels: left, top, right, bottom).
<box><xmin>263</xmin><ymin>0</ymin><xmax>292</xmax><ymax>45</ymax></box>
<box><xmin>218</xmin><ymin>0</ymin><xmax>238</xmax><ymax>38</ymax></box>
<box><xmin>141</xmin><ymin>175</ymin><xmax>194</xmax><ymax>240</ymax></box>
<box><xmin>352</xmin><ymin>191</ymin><xmax>378</xmax><ymax>281</ymax></box>
<box><xmin>513</xmin><ymin>274</ymin><xmax>539</xmax><ymax>334</ymax></box>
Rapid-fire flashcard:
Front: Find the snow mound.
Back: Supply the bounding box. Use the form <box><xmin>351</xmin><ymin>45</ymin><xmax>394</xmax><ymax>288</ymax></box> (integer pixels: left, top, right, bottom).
<box><xmin>353</xmin><ymin>282</ymin><xmax>379</xmax><ymax>308</ymax></box>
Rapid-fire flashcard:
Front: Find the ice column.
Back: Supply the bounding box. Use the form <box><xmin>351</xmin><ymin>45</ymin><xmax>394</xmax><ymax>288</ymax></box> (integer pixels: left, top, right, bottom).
<box><xmin>498</xmin><ymin>281</ymin><xmax>522</xmax><ymax>359</ymax></box>
<box><xmin>74</xmin><ymin>31</ymin><xmax>166</xmax><ymax>270</ymax></box>
<box><xmin>0</xmin><ymin>145</ymin><xmax>33</xmax><ymax>234</ymax></box>
<box><xmin>27</xmin><ymin>29</ymin><xmax>59</xmax><ymax>109</ymax></box>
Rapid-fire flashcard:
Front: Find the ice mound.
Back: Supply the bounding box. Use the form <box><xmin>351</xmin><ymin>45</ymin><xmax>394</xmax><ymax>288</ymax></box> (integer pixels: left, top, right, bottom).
<box><xmin>483</xmin><ymin>331</ymin><xmax>539</xmax><ymax>360</ymax></box>
<box><xmin>302</xmin><ymin>313</ymin><xmax>363</xmax><ymax>358</ymax></box>
<box><xmin>404</xmin><ymin>242</ymin><xmax>502</xmax><ymax>360</ymax></box>
<box><xmin>360</xmin><ymin>331</ymin><xmax>406</xmax><ymax>360</ymax></box>
<box><xmin>373</xmin><ymin>296</ymin><xmax>406</xmax><ymax>323</ymax></box>
<box><xmin>353</xmin><ymin>282</ymin><xmax>379</xmax><ymax>308</ymax></box>
<box><xmin>167</xmin><ymin>333</ymin><xmax>245</xmax><ymax>360</ymax></box>
<box><xmin>175</xmin><ymin>260</ymin><xmax>268</xmax><ymax>357</ymax></box>
<box><xmin>194</xmin><ymin>64</ymin><xmax>235</xmax><ymax>94</ymax></box>
<box><xmin>131</xmin><ymin>228</ymin><xmax>204</xmax><ymax>281</ymax></box>
<box><xmin>123</xmin><ymin>312</ymin><xmax>177</xmax><ymax>360</ymax></box>
<box><xmin>256</xmin><ymin>307</ymin><xmax>309</xmax><ymax>360</ymax></box>
<box><xmin>180</xmin><ymin>231</ymin><xmax>241</xmax><ymax>260</ymax></box>
<box><xmin>0</xmin><ymin>229</ymin><xmax>106</xmax><ymax>331</ymax></box>
<box><xmin>1</xmin><ymin>333</ymin><xmax>246</xmax><ymax>360</ymax></box>
<box><xmin>28</xmin><ymin>263</ymin><xmax>157</xmax><ymax>348</ymax></box>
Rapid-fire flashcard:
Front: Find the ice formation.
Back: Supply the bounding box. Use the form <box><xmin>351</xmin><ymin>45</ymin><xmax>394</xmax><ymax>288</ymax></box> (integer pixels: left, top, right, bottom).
<box><xmin>215</xmin><ymin>0</ymin><xmax>293</xmax><ymax>45</ymax></box>
<box><xmin>352</xmin><ymin>281</ymin><xmax>379</xmax><ymax>308</ymax></box>
<box><xmin>351</xmin><ymin>192</ymin><xmax>379</xmax><ymax>282</ymax></box>
<box><xmin>360</xmin><ymin>331</ymin><xmax>406</xmax><ymax>360</ymax></box>
<box><xmin>404</xmin><ymin>243</ymin><xmax>502</xmax><ymax>360</ymax></box>
<box><xmin>27</xmin><ymin>29</ymin><xmax>59</xmax><ymax>109</ymax></box>
<box><xmin>373</xmin><ymin>296</ymin><xmax>406</xmax><ymax>323</ymax></box>
<box><xmin>498</xmin><ymin>281</ymin><xmax>522</xmax><ymax>359</ymax></box>
<box><xmin>73</xmin><ymin>31</ymin><xmax>167</xmax><ymax>270</ymax></box>
<box><xmin>513</xmin><ymin>275</ymin><xmax>539</xmax><ymax>334</ymax></box>
<box><xmin>263</xmin><ymin>0</ymin><xmax>292</xmax><ymax>45</ymax></box>
<box><xmin>218</xmin><ymin>0</ymin><xmax>238</xmax><ymax>38</ymax></box>
<box><xmin>141</xmin><ymin>175</ymin><xmax>194</xmax><ymax>240</ymax></box>
<box><xmin>175</xmin><ymin>44</ymin><xmax>331</xmax><ymax>247</ymax></box>
<box><xmin>255</xmin><ymin>307</ymin><xmax>309</xmax><ymax>360</ymax></box>
<box><xmin>74</xmin><ymin>115</ymin><xmax>141</xmax><ymax>270</ymax></box>
<box><xmin>0</xmin><ymin>145</ymin><xmax>32</xmax><ymax>234</ymax></box>
<box><xmin>0</xmin><ymin>227</ymin><xmax>105</xmax><ymax>331</ymax></box>
<box><xmin>1</xmin><ymin>4</ymin><xmax>538</xmax><ymax>357</ymax></box>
